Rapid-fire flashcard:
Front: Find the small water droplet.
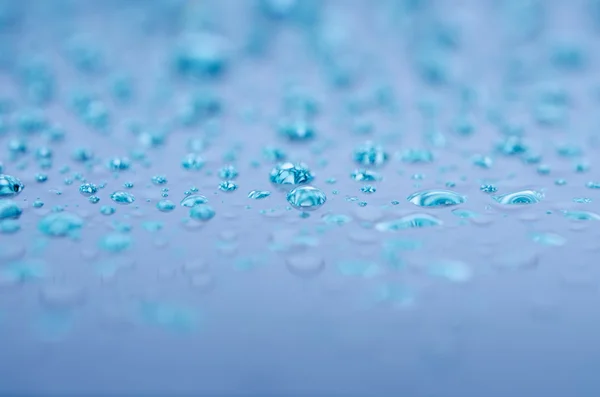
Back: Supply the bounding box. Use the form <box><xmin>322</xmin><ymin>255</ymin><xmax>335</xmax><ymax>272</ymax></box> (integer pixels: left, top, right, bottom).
<box><xmin>269</xmin><ymin>162</ymin><xmax>314</xmax><ymax>185</ymax></box>
<box><xmin>218</xmin><ymin>180</ymin><xmax>238</xmax><ymax>192</ymax></box>
<box><xmin>353</xmin><ymin>141</ymin><xmax>388</xmax><ymax>167</ymax></box>
<box><xmin>189</xmin><ymin>204</ymin><xmax>216</xmax><ymax>221</ymax></box>
<box><xmin>156</xmin><ymin>199</ymin><xmax>175</xmax><ymax>212</ymax></box>
<box><xmin>376</xmin><ymin>214</ymin><xmax>443</xmax><ymax>231</ymax></box>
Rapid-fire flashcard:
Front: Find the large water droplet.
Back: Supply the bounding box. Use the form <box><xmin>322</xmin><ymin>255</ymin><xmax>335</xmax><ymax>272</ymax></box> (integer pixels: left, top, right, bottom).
<box><xmin>286</xmin><ymin>186</ymin><xmax>326</xmax><ymax>211</ymax></box>
<box><xmin>492</xmin><ymin>189</ymin><xmax>544</xmax><ymax>205</ymax></box>
<box><xmin>0</xmin><ymin>174</ymin><xmax>24</xmax><ymax>197</ymax></box>
<box><xmin>407</xmin><ymin>189</ymin><xmax>466</xmax><ymax>207</ymax></box>
<box><xmin>376</xmin><ymin>214</ymin><xmax>443</xmax><ymax>231</ymax></box>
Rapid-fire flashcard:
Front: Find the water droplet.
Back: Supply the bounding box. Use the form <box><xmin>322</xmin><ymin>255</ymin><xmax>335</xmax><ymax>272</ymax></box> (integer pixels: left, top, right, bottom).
<box><xmin>110</xmin><ymin>191</ymin><xmax>135</xmax><ymax>205</ymax></box>
<box><xmin>492</xmin><ymin>189</ymin><xmax>544</xmax><ymax>205</ymax></box>
<box><xmin>407</xmin><ymin>189</ymin><xmax>466</xmax><ymax>207</ymax></box>
<box><xmin>151</xmin><ymin>175</ymin><xmax>168</xmax><ymax>185</ymax></box>
<box><xmin>360</xmin><ymin>185</ymin><xmax>377</xmax><ymax>194</ymax></box>
<box><xmin>180</xmin><ymin>194</ymin><xmax>208</xmax><ymax>207</ymax></box>
<box><xmin>0</xmin><ymin>174</ymin><xmax>24</xmax><ymax>197</ymax></box>
<box><xmin>428</xmin><ymin>260</ymin><xmax>472</xmax><ymax>282</ymax></box>
<box><xmin>573</xmin><ymin>197</ymin><xmax>592</xmax><ymax>204</ymax></box>
<box><xmin>218</xmin><ymin>165</ymin><xmax>239</xmax><ymax>179</ymax></box>
<box><xmin>480</xmin><ymin>184</ymin><xmax>497</xmax><ymax>193</ymax></box>
<box><xmin>322</xmin><ymin>213</ymin><xmax>352</xmax><ymax>225</ymax></box>
<box><xmin>100</xmin><ymin>205</ymin><xmax>116</xmax><ymax>216</ymax></box>
<box><xmin>156</xmin><ymin>199</ymin><xmax>175</xmax><ymax>212</ymax></box>
<box><xmin>471</xmin><ymin>154</ymin><xmax>493</xmax><ymax>168</ymax></box>
<box><xmin>181</xmin><ymin>153</ymin><xmax>205</xmax><ymax>170</ymax></box>
<box><xmin>248</xmin><ymin>190</ymin><xmax>271</xmax><ymax>199</ymax></box>
<box><xmin>353</xmin><ymin>141</ymin><xmax>388</xmax><ymax>167</ymax></box>
<box><xmin>269</xmin><ymin>162</ymin><xmax>314</xmax><ymax>185</ymax></box>
<box><xmin>189</xmin><ymin>205</ymin><xmax>216</xmax><ymax>221</ymax></box>
<box><xmin>99</xmin><ymin>233</ymin><xmax>132</xmax><ymax>252</ymax></box>
<box><xmin>0</xmin><ymin>219</ymin><xmax>20</xmax><ymax>234</ymax></box>
<box><xmin>286</xmin><ymin>186</ymin><xmax>326</xmax><ymax>211</ymax></box>
<box><xmin>33</xmin><ymin>199</ymin><xmax>44</xmax><ymax>208</ymax></box>
<box><xmin>562</xmin><ymin>210</ymin><xmax>600</xmax><ymax>221</ymax></box>
<box><xmin>350</xmin><ymin>168</ymin><xmax>382</xmax><ymax>182</ymax></box>
<box><xmin>376</xmin><ymin>214</ymin><xmax>443</xmax><ymax>231</ymax></box>
<box><xmin>278</xmin><ymin>120</ymin><xmax>315</xmax><ymax>141</ymax></box>
<box><xmin>79</xmin><ymin>183</ymin><xmax>97</xmax><ymax>196</ymax></box>
<box><xmin>451</xmin><ymin>209</ymin><xmax>478</xmax><ymax>218</ymax></box>
<box><xmin>38</xmin><ymin>212</ymin><xmax>83</xmax><ymax>237</ymax></box>
<box><xmin>531</xmin><ymin>232</ymin><xmax>566</xmax><ymax>246</ymax></box>
<box><xmin>218</xmin><ymin>180</ymin><xmax>238</xmax><ymax>192</ymax></box>
<box><xmin>107</xmin><ymin>157</ymin><xmax>131</xmax><ymax>171</ymax></box>
<box><xmin>0</xmin><ymin>200</ymin><xmax>22</xmax><ymax>219</ymax></box>
<box><xmin>286</xmin><ymin>255</ymin><xmax>325</xmax><ymax>278</ymax></box>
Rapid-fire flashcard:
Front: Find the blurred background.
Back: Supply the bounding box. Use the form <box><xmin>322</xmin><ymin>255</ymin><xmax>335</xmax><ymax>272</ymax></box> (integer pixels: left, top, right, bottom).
<box><xmin>1</xmin><ymin>0</ymin><xmax>600</xmax><ymax>396</ymax></box>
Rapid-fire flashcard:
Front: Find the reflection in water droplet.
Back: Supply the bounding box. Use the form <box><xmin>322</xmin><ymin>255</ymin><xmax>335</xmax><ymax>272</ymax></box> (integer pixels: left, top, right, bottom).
<box><xmin>38</xmin><ymin>212</ymin><xmax>83</xmax><ymax>237</ymax></box>
<box><xmin>180</xmin><ymin>194</ymin><xmax>208</xmax><ymax>207</ymax></box>
<box><xmin>286</xmin><ymin>255</ymin><xmax>325</xmax><ymax>278</ymax></box>
<box><xmin>492</xmin><ymin>190</ymin><xmax>543</xmax><ymax>205</ymax></box>
<box><xmin>407</xmin><ymin>189</ymin><xmax>466</xmax><ymax>207</ymax></box>
<box><xmin>376</xmin><ymin>214</ymin><xmax>443</xmax><ymax>231</ymax></box>
<box><xmin>286</xmin><ymin>186</ymin><xmax>326</xmax><ymax>211</ymax></box>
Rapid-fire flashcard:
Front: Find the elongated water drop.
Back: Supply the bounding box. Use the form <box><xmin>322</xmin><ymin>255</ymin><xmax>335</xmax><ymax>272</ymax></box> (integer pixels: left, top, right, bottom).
<box><xmin>110</xmin><ymin>191</ymin><xmax>135</xmax><ymax>205</ymax></box>
<box><xmin>492</xmin><ymin>190</ymin><xmax>544</xmax><ymax>205</ymax></box>
<box><xmin>376</xmin><ymin>214</ymin><xmax>443</xmax><ymax>231</ymax></box>
<box><xmin>407</xmin><ymin>189</ymin><xmax>466</xmax><ymax>207</ymax></box>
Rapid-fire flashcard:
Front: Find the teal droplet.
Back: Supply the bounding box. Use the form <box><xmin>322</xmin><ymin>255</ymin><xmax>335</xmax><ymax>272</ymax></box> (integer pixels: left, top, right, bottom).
<box><xmin>353</xmin><ymin>141</ymin><xmax>388</xmax><ymax>167</ymax></box>
<box><xmin>286</xmin><ymin>186</ymin><xmax>327</xmax><ymax>211</ymax></box>
<box><xmin>99</xmin><ymin>233</ymin><xmax>132</xmax><ymax>252</ymax></box>
<box><xmin>100</xmin><ymin>205</ymin><xmax>116</xmax><ymax>215</ymax></box>
<box><xmin>180</xmin><ymin>194</ymin><xmax>208</xmax><ymax>207</ymax></box>
<box><xmin>376</xmin><ymin>214</ymin><xmax>443</xmax><ymax>231</ymax></box>
<box><xmin>248</xmin><ymin>190</ymin><xmax>271</xmax><ymax>199</ymax></box>
<box><xmin>269</xmin><ymin>162</ymin><xmax>314</xmax><ymax>185</ymax></box>
<box><xmin>79</xmin><ymin>183</ymin><xmax>97</xmax><ymax>196</ymax></box>
<box><xmin>351</xmin><ymin>169</ymin><xmax>382</xmax><ymax>182</ymax></box>
<box><xmin>157</xmin><ymin>199</ymin><xmax>176</xmax><ymax>212</ymax></box>
<box><xmin>492</xmin><ymin>190</ymin><xmax>543</xmax><ymax>205</ymax></box>
<box><xmin>218</xmin><ymin>180</ymin><xmax>238</xmax><ymax>192</ymax></box>
<box><xmin>110</xmin><ymin>191</ymin><xmax>135</xmax><ymax>205</ymax></box>
<box><xmin>562</xmin><ymin>210</ymin><xmax>600</xmax><ymax>221</ymax></box>
<box><xmin>190</xmin><ymin>205</ymin><xmax>216</xmax><ymax>221</ymax></box>
<box><xmin>0</xmin><ymin>200</ymin><xmax>22</xmax><ymax>219</ymax></box>
<box><xmin>407</xmin><ymin>189</ymin><xmax>466</xmax><ymax>207</ymax></box>
<box><xmin>38</xmin><ymin>213</ymin><xmax>83</xmax><ymax>237</ymax></box>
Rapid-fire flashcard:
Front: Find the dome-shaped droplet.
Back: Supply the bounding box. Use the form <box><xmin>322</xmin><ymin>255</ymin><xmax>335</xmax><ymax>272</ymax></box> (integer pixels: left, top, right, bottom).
<box><xmin>190</xmin><ymin>204</ymin><xmax>215</xmax><ymax>221</ymax></box>
<box><xmin>286</xmin><ymin>186</ymin><xmax>326</xmax><ymax>211</ymax></box>
<box><xmin>269</xmin><ymin>162</ymin><xmax>314</xmax><ymax>185</ymax></box>
<box><xmin>156</xmin><ymin>199</ymin><xmax>175</xmax><ymax>212</ymax></box>
<box><xmin>0</xmin><ymin>174</ymin><xmax>24</xmax><ymax>197</ymax></box>
<box><xmin>0</xmin><ymin>200</ymin><xmax>22</xmax><ymax>220</ymax></box>
<box><xmin>492</xmin><ymin>189</ymin><xmax>543</xmax><ymax>205</ymax></box>
<box><xmin>110</xmin><ymin>191</ymin><xmax>135</xmax><ymax>205</ymax></box>
<box><xmin>407</xmin><ymin>189</ymin><xmax>466</xmax><ymax>207</ymax></box>
<box><xmin>376</xmin><ymin>214</ymin><xmax>443</xmax><ymax>231</ymax></box>
<box><xmin>353</xmin><ymin>141</ymin><xmax>388</xmax><ymax>167</ymax></box>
